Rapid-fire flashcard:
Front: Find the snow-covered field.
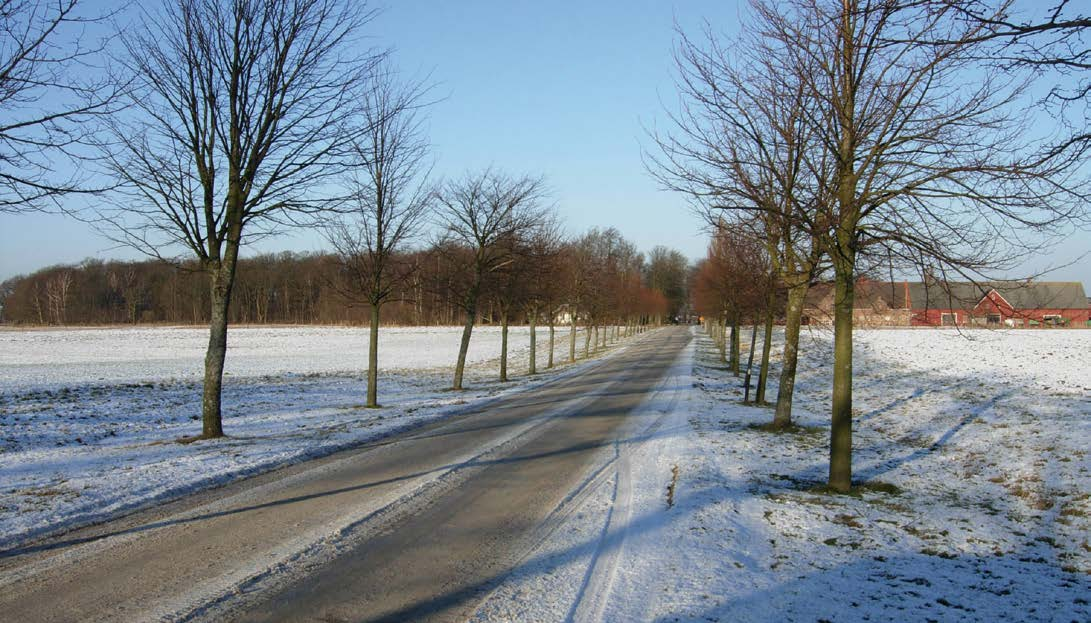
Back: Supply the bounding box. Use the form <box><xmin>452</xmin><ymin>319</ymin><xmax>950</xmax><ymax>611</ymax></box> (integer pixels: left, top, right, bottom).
<box><xmin>0</xmin><ymin>325</ymin><xmax>547</xmax><ymax>392</ymax></box>
<box><xmin>0</xmin><ymin>324</ymin><xmax>603</xmax><ymax>549</ymax></box>
<box><xmin>4</xmin><ymin>324</ymin><xmax>1089</xmax><ymax>621</ymax></box>
<box><xmin>474</xmin><ymin>327</ymin><xmax>1091</xmax><ymax>622</ymax></box>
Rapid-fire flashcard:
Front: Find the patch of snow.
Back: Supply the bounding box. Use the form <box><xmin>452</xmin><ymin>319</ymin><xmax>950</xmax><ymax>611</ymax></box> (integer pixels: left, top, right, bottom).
<box><xmin>476</xmin><ymin>327</ymin><xmax>1091</xmax><ymax>622</ymax></box>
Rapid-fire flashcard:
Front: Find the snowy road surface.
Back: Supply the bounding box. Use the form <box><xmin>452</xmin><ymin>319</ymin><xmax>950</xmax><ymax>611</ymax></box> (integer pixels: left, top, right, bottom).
<box><xmin>0</xmin><ymin>327</ymin><xmax>690</xmax><ymax>622</ymax></box>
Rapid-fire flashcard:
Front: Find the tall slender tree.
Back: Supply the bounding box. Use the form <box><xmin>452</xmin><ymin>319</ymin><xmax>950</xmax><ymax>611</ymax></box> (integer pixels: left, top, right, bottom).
<box><xmin>760</xmin><ymin>0</ymin><xmax>1084</xmax><ymax>491</ymax></box>
<box><xmin>519</xmin><ymin>217</ymin><xmax>563</xmax><ymax>375</ymax></box>
<box><xmin>650</xmin><ymin>17</ymin><xmax>829</xmax><ymax>427</ymax></box>
<box><xmin>435</xmin><ymin>170</ymin><xmax>546</xmax><ymax>390</ymax></box>
<box><xmin>325</xmin><ymin>66</ymin><xmax>434</xmax><ymax>408</ymax></box>
<box><xmin>97</xmin><ymin>0</ymin><xmax>383</xmax><ymax>438</ymax></box>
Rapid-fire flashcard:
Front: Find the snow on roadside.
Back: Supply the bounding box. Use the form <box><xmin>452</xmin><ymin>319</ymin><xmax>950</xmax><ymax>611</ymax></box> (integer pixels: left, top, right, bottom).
<box><xmin>0</xmin><ymin>324</ymin><xmax>623</xmax><ymax>551</ymax></box>
<box><xmin>471</xmin><ymin>330</ymin><xmax>698</xmax><ymax>622</ymax></box>
<box><xmin>474</xmin><ymin>326</ymin><xmax>1090</xmax><ymax>622</ymax></box>
<box><xmin>637</xmin><ymin>327</ymin><xmax>1090</xmax><ymax>622</ymax></box>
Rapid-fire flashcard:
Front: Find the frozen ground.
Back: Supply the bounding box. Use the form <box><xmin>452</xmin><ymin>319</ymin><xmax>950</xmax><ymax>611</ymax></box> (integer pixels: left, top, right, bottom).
<box><xmin>0</xmin><ymin>324</ymin><xmax>612</xmax><ymax>550</ymax></box>
<box><xmin>474</xmin><ymin>327</ymin><xmax>1091</xmax><ymax>622</ymax></box>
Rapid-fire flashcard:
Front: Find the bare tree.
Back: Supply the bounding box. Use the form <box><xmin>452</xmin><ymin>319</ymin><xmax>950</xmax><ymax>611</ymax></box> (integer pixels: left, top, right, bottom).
<box><xmin>490</xmin><ymin>233</ymin><xmax>530</xmax><ymax>383</ymax></box>
<box><xmin>693</xmin><ymin>226</ymin><xmax>768</xmax><ymax>377</ymax></box>
<box><xmin>97</xmin><ymin>0</ymin><xmax>384</xmax><ymax>438</ymax></box>
<box><xmin>568</xmin><ymin>227</ymin><xmax>639</xmax><ymax>358</ymax></box>
<box><xmin>487</xmin><ymin>217</ymin><xmax>563</xmax><ymax>382</ymax></box>
<box><xmin>564</xmin><ymin>235</ymin><xmax>594</xmax><ymax>362</ymax></box>
<box><xmin>649</xmin><ymin>18</ymin><xmax>830</xmax><ymax>427</ymax></box>
<box><xmin>760</xmin><ymin>0</ymin><xmax>1084</xmax><ymax>491</ymax></box>
<box><xmin>934</xmin><ymin>1</ymin><xmax>1090</xmax><ymax>160</ymax></box>
<box><xmin>435</xmin><ymin>170</ymin><xmax>546</xmax><ymax>390</ymax></box>
<box><xmin>325</xmin><ymin>67</ymin><xmax>434</xmax><ymax>408</ymax></box>
<box><xmin>514</xmin><ymin>215</ymin><xmax>562</xmax><ymax>376</ymax></box>
<box><xmin>0</xmin><ymin>0</ymin><xmax>121</xmax><ymax>212</ymax></box>
<box><xmin>527</xmin><ymin>224</ymin><xmax>566</xmax><ymax>371</ymax></box>
<box><xmin>645</xmin><ymin>246</ymin><xmax>690</xmax><ymax>320</ymax></box>
<box><xmin>45</xmin><ymin>270</ymin><xmax>71</xmax><ymax>324</ymax></box>
<box><xmin>108</xmin><ymin>268</ymin><xmax>143</xmax><ymax>324</ymax></box>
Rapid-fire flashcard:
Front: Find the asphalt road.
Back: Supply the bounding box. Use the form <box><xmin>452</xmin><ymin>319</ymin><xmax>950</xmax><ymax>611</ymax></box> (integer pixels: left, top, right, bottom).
<box><xmin>0</xmin><ymin>326</ymin><xmax>691</xmax><ymax>623</ymax></box>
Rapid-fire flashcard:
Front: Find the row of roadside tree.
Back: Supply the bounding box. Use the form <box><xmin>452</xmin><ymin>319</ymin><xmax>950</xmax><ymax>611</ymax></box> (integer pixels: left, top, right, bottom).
<box><xmin>0</xmin><ymin>1</ymin><xmax>692</xmax><ymax>439</ymax></box>
<box><xmin>656</xmin><ymin>0</ymin><xmax>1089</xmax><ymax>493</ymax></box>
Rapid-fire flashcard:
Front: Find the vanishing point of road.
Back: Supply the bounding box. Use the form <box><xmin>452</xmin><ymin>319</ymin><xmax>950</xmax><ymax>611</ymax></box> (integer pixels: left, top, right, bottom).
<box><xmin>0</xmin><ymin>326</ymin><xmax>691</xmax><ymax>622</ymax></box>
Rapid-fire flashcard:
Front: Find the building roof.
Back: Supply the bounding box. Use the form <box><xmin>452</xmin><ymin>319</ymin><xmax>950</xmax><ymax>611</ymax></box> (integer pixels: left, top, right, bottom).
<box><xmin>805</xmin><ymin>280</ymin><xmax>1087</xmax><ymax>312</ymax></box>
<box><xmin>907</xmin><ymin>281</ymin><xmax>1087</xmax><ymax>311</ymax></box>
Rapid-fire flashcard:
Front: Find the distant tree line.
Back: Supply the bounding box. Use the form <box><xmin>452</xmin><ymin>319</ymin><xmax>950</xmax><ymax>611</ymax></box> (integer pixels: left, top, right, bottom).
<box><xmin>0</xmin><ymin>237</ymin><xmax>684</xmax><ymax>329</ymax></box>
<box><xmin>0</xmin><ymin>0</ymin><xmax>698</xmax><ymax>437</ymax></box>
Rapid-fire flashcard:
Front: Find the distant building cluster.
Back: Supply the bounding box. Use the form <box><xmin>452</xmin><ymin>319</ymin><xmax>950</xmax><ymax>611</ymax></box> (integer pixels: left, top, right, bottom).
<box><xmin>803</xmin><ymin>280</ymin><xmax>1090</xmax><ymax>328</ymax></box>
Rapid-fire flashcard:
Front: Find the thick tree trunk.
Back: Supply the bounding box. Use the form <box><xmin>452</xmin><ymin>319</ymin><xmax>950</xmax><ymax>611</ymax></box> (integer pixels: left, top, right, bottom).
<box><xmin>756</xmin><ymin>291</ymin><xmax>775</xmax><ymax>404</ymax></box>
<box><xmin>201</xmin><ymin>263</ymin><xmax>236</xmax><ymax>438</ymax></box>
<box><xmin>829</xmin><ymin>257</ymin><xmax>855</xmax><ymax>492</ymax></box>
<box><xmin>829</xmin><ymin>6</ymin><xmax>858</xmax><ymax>492</ymax></box>
<box><xmin>500</xmin><ymin>311</ymin><xmax>509</xmax><ymax>382</ymax></box>
<box><xmin>773</xmin><ymin>282</ymin><xmax>808</xmax><ymax>428</ymax></box>
<box><xmin>528</xmin><ymin>310</ymin><xmax>537</xmax><ymax>375</ymax></box>
<box><xmin>453</xmin><ymin>295</ymin><xmax>477</xmax><ymax>390</ymax></box>
<box><xmin>366</xmin><ymin>303</ymin><xmax>380</xmax><ymax>408</ymax></box>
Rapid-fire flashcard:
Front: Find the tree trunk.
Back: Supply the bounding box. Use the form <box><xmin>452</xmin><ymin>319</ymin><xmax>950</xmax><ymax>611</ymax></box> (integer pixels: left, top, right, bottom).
<box><xmin>584</xmin><ymin>320</ymin><xmax>592</xmax><ymax>358</ymax></box>
<box><xmin>548</xmin><ymin>319</ymin><xmax>555</xmax><ymax>368</ymax></box>
<box><xmin>366</xmin><ymin>303</ymin><xmax>380</xmax><ymax>408</ymax></box>
<box><xmin>756</xmin><ymin>290</ymin><xmax>775</xmax><ymax>404</ymax></box>
<box><xmin>717</xmin><ymin>317</ymin><xmax>727</xmax><ymax>363</ymax></box>
<box><xmin>730</xmin><ymin>315</ymin><xmax>741</xmax><ymax>375</ymax></box>
<box><xmin>499</xmin><ymin>311</ymin><xmax>509</xmax><ymax>382</ymax></box>
<box><xmin>569</xmin><ymin>307</ymin><xmax>577</xmax><ymax>361</ymax></box>
<box><xmin>528</xmin><ymin>309</ymin><xmax>537</xmax><ymax>375</ymax></box>
<box><xmin>453</xmin><ymin>295</ymin><xmax>477</xmax><ymax>390</ymax></box>
<box><xmin>829</xmin><ymin>256</ymin><xmax>855</xmax><ymax>492</ymax></box>
<box><xmin>743</xmin><ymin>322</ymin><xmax>758</xmax><ymax>403</ymax></box>
<box><xmin>773</xmin><ymin>282</ymin><xmax>808</xmax><ymax>428</ymax></box>
<box><xmin>201</xmin><ymin>263</ymin><xmax>236</xmax><ymax>438</ymax></box>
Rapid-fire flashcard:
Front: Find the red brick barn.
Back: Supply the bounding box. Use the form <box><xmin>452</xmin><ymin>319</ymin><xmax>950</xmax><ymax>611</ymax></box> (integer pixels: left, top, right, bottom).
<box><xmin>908</xmin><ymin>281</ymin><xmax>1089</xmax><ymax>327</ymax></box>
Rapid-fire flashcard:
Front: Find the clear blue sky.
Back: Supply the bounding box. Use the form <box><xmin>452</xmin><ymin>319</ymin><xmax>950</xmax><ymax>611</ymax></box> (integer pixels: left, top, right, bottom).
<box><xmin>0</xmin><ymin>0</ymin><xmax>1087</xmax><ymax>286</ymax></box>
